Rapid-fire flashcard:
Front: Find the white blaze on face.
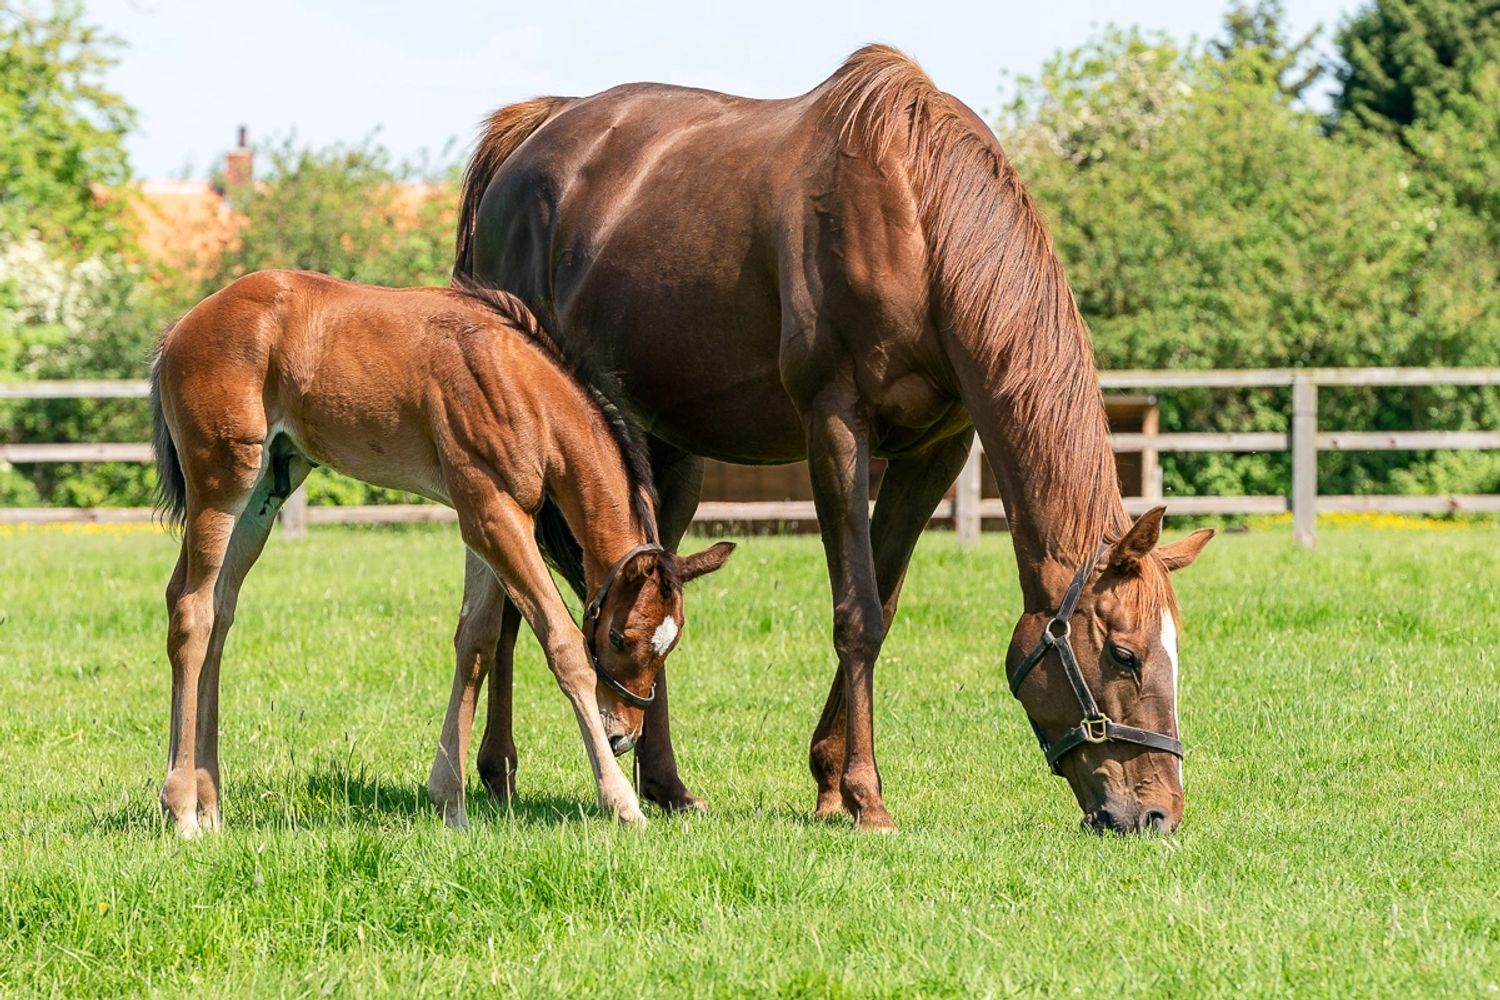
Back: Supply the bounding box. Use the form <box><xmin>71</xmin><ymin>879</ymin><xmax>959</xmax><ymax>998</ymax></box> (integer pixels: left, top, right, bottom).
<box><xmin>1160</xmin><ymin>607</ymin><xmax>1182</xmax><ymax>783</ymax></box>
<box><xmin>650</xmin><ymin>616</ymin><xmax>679</xmax><ymax>658</ymax></box>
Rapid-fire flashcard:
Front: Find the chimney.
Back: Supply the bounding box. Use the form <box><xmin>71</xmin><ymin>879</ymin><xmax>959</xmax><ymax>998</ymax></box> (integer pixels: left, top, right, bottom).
<box><xmin>223</xmin><ymin>125</ymin><xmax>252</xmax><ymax>202</ymax></box>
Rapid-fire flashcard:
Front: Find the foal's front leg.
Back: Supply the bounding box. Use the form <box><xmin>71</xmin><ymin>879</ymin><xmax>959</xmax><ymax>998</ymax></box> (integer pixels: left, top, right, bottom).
<box><xmin>457</xmin><ymin>497</ymin><xmax>644</xmax><ymax>824</ymax></box>
<box><xmin>427</xmin><ymin>551</ymin><xmax>507</xmax><ymax>828</ymax></box>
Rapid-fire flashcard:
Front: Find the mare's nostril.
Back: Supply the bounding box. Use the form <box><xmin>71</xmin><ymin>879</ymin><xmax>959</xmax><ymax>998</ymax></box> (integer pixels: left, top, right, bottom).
<box><xmin>608</xmin><ymin>734</ymin><xmax>633</xmax><ymax>757</ymax></box>
<box><xmin>1086</xmin><ymin>808</ymin><xmax>1118</xmax><ymax>833</ymax></box>
<box><xmin>1143</xmin><ymin>808</ymin><xmax>1170</xmax><ymax>832</ymax></box>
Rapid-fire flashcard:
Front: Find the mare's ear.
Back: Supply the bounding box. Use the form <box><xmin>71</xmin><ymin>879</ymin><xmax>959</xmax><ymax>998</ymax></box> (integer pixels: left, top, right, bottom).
<box><xmin>1110</xmin><ymin>506</ymin><xmax>1166</xmax><ymax>571</ymax></box>
<box><xmin>1159</xmin><ymin>528</ymin><xmax>1214</xmax><ymax>572</ymax></box>
<box><xmin>679</xmin><ymin>541</ymin><xmax>736</xmax><ymax>583</ymax></box>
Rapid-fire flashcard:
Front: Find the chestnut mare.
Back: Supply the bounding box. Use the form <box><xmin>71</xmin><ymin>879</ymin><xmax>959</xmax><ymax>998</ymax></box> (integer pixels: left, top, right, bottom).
<box><xmin>456</xmin><ymin>46</ymin><xmax>1213</xmax><ymax>833</ymax></box>
<box><xmin>149</xmin><ymin>270</ymin><xmax>733</xmax><ymax>838</ymax></box>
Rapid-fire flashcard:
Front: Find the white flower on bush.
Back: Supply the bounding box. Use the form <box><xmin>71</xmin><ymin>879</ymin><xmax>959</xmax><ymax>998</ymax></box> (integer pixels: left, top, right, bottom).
<box><xmin>0</xmin><ymin>231</ymin><xmax>118</xmax><ymax>375</ymax></box>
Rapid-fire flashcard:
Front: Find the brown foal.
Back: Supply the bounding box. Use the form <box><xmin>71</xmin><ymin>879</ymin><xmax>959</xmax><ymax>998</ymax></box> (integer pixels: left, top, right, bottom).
<box><xmin>149</xmin><ymin>269</ymin><xmax>733</xmax><ymax>837</ymax></box>
<box><xmin>457</xmin><ymin>45</ymin><xmax>1212</xmax><ymax>832</ymax></box>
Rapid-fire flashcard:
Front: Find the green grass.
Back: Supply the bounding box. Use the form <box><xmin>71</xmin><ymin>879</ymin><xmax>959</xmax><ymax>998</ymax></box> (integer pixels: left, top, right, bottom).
<box><xmin>1</xmin><ymin>522</ymin><xmax>1497</xmax><ymax>998</ymax></box>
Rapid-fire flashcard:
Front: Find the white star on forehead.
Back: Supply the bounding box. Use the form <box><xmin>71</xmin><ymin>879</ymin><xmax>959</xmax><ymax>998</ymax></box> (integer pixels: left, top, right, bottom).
<box><xmin>650</xmin><ymin>616</ymin><xmax>679</xmax><ymax>657</ymax></box>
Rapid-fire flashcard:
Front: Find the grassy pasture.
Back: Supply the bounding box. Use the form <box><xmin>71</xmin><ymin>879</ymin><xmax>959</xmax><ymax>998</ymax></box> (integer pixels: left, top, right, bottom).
<box><xmin>1</xmin><ymin>521</ymin><xmax>1497</xmax><ymax>997</ymax></box>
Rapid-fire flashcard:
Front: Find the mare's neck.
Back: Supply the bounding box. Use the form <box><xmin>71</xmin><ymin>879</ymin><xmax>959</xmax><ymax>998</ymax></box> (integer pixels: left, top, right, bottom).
<box><xmin>943</xmin><ymin>300</ymin><xmax>1129</xmax><ymax>610</ymax></box>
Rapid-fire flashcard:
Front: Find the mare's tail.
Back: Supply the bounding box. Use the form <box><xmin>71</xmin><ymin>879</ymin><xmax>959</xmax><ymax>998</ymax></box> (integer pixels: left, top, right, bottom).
<box><xmin>149</xmin><ymin>329</ymin><xmax>187</xmax><ymax>529</ymax></box>
<box><xmin>453</xmin><ymin>97</ymin><xmax>571</xmax><ymax>277</ymax></box>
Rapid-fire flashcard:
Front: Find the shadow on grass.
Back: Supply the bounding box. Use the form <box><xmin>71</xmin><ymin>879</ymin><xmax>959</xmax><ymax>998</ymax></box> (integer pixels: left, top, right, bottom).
<box><xmin>78</xmin><ymin>771</ymin><xmax>619</xmax><ymax>836</ymax></box>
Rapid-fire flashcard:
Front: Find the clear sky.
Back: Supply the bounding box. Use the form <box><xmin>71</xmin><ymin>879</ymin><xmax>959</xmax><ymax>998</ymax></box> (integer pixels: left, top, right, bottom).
<box><xmin>92</xmin><ymin>0</ymin><xmax>1363</xmax><ymax>179</ymax></box>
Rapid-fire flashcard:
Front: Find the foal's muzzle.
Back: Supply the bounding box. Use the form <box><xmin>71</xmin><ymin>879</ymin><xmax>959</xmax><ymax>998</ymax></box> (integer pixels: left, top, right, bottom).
<box><xmin>608</xmin><ymin>733</ymin><xmax>635</xmax><ymax>757</ymax></box>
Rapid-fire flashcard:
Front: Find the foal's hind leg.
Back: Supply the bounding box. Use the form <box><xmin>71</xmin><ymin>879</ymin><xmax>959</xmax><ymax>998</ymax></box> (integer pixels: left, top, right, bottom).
<box><xmin>161</xmin><ymin>499</ymin><xmax>245</xmax><ymax>838</ymax></box>
<box><xmin>427</xmin><ymin>550</ymin><xmax>509</xmax><ymax>828</ymax></box>
<box><xmin>193</xmin><ymin>455</ymin><xmax>312</xmax><ymax>829</ymax></box>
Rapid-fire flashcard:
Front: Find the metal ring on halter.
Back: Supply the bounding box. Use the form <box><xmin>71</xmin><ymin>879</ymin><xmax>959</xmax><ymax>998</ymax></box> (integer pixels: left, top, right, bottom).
<box><xmin>581</xmin><ymin>543</ymin><xmax>664</xmax><ymax>709</ymax></box>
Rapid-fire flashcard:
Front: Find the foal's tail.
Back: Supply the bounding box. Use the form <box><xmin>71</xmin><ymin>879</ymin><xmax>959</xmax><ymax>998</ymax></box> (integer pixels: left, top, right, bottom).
<box><xmin>149</xmin><ymin>329</ymin><xmax>187</xmax><ymax>529</ymax></box>
<box><xmin>453</xmin><ymin>96</ymin><xmax>571</xmax><ymax>277</ymax></box>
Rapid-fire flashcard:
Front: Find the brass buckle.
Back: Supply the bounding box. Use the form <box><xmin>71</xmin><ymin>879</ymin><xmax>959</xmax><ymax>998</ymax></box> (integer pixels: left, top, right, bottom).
<box><xmin>1081</xmin><ymin>717</ymin><xmax>1110</xmax><ymax>743</ymax></box>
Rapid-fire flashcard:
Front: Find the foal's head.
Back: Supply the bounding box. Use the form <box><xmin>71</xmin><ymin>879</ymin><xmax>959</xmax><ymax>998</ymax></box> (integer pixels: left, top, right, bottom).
<box><xmin>589</xmin><ymin>541</ymin><xmax>737</xmax><ymax>753</ymax></box>
<box><xmin>1007</xmin><ymin>508</ymin><xmax>1213</xmax><ymax>834</ymax></box>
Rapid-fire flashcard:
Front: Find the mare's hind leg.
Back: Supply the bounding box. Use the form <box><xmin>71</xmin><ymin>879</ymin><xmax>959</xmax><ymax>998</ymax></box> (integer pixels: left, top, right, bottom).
<box><xmin>475</xmin><ymin>596</ymin><xmax>523</xmax><ymax>801</ymax></box>
<box><xmin>635</xmin><ymin>438</ymin><xmax>707</xmax><ymax>813</ymax></box>
<box><xmin>193</xmin><ymin>453</ymin><xmax>312</xmax><ymax>830</ymax></box>
<box><xmin>808</xmin><ymin>433</ymin><xmax>975</xmax><ymax>820</ymax></box>
<box><xmin>427</xmin><ymin>550</ymin><xmax>510</xmax><ymax>828</ymax></box>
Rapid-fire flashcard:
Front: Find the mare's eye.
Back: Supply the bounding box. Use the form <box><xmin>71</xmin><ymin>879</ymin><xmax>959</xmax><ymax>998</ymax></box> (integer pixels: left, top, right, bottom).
<box><xmin>1108</xmin><ymin>643</ymin><xmax>1139</xmax><ymax>671</ymax></box>
<box><xmin>609</xmin><ymin>628</ymin><xmax>626</xmax><ymax>651</ymax></box>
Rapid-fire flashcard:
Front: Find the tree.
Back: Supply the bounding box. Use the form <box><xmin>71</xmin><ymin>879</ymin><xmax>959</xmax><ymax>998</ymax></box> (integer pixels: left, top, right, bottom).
<box><xmin>1211</xmin><ymin>0</ymin><xmax>1324</xmax><ymax>102</ymax></box>
<box><xmin>1002</xmin><ymin>25</ymin><xmax>1500</xmax><ymax>499</ymax></box>
<box><xmin>1332</xmin><ymin>0</ymin><xmax>1500</xmax><ymax>135</ymax></box>
<box><xmin>1333</xmin><ymin>0</ymin><xmax>1500</xmax><ymax>244</ymax></box>
<box><xmin>211</xmin><ymin>135</ymin><xmax>456</xmax><ymax>290</ymax></box>
<box><xmin>0</xmin><ymin>0</ymin><xmax>134</xmax><ymax>255</ymax></box>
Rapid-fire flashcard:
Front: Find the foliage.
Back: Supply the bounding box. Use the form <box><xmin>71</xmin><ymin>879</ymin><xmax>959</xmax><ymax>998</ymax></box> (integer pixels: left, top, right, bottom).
<box><xmin>1001</xmin><ymin>15</ymin><xmax>1500</xmax><ymax>499</ymax></box>
<box><xmin>1333</xmin><ymin>0</ymin><xmax>1500</xmax><ymax>244</ymax></box>
<box><xmin>0</xmin><ymin>0</ymin><xmax>133</xmax><ymax>255</ymax></box>
<box><xmin>1</xmin><ymin>527</ymin><xmax>1498</xmax><ymax>995</ymax></box>
<box><xmin>1210</xmin><ymin>0</ymin><xmax>1324</xmax><ymax>101</ymax></box>
<box><xmin>211</xmin><ymin>134</ymin><xmax>457</xmax><ymax>289</ymax></box>
<box><xmin>1332</xmin><ymin>0</ymin><xmax>1500</xmax><ymax>135</ymax></box>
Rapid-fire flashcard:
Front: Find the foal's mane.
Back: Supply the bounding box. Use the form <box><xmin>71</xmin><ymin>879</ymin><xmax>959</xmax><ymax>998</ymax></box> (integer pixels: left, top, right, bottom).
<box><xmin>822</xmin><ymin>45</ymin><xmax>1128</xmax><ymax>555</ymax></box>
<box><xmin>449</xmin><ymin>275</ymin><xmax>663</xmax><ymax>593</ymax></box>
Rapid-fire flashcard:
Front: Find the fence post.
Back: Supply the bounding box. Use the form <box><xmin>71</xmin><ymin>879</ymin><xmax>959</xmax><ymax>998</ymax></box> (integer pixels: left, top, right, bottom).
<box><xmin>955</xmin><ymin>439</ymin><xmax>982</xmax><ymax>548</ymax></box>
<box><xmin>280</xmin><ymin>483</ymin><xmax>308</xmax><ymax>541</ymax></box>
<box><xmin>1291</xmin><ymin>376</ymin><xmax>1318</xmax><ymax>549</ymax></box>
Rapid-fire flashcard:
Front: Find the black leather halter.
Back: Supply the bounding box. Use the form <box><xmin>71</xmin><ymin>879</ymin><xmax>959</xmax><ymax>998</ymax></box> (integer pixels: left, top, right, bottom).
<box><xmin>582</xmin><ymin>543</ymin><xmax>665</xmax><ymax>709</ymax></box>
<box><xmin>1008</xmin><ymin>542</ymin><xmax>1184</xmax><ymax>774</ymax></box>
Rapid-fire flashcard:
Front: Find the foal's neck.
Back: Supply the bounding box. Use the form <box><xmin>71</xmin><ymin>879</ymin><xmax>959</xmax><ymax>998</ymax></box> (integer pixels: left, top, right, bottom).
<box><xmin>546</xmin><ymin>423</ymin><xmax>655</xmax><ymax>594</ymax></box>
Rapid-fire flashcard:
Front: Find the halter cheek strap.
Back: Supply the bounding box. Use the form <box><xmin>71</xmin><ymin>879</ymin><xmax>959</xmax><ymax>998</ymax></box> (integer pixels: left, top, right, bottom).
<box><xmin>582</xmin><ymin>543</ymin><xmax>665</xmax><ymax>709</ymax></box>
<box><xmin>1007</xmin><ymin>542</ymin><xmax>1184</xmax><ymax>775</ymax></box>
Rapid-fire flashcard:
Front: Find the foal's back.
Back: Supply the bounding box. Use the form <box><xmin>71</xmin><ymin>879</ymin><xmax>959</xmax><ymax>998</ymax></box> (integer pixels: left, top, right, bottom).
<box><xmin>156</xmin><ymin>270</ymin><xmax>580</xmax><ymax>506</ymax></box>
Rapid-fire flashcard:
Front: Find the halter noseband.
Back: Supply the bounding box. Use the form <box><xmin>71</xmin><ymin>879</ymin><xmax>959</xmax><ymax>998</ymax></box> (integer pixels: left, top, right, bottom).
<box><xmin>582</xmin><ymin>543</ymin><xmax>665</xmax><ymax>709</ymax></box>
<box><xmin>1007</xmin><ymin>542</ymin><xmax>1184</xmax><ymax>774</ymax></box>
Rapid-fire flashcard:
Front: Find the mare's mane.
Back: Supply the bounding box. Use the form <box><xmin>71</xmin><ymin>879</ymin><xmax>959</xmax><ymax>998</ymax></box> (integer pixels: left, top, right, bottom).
<box><xmin>822</xmin><ymin>45</ymin><xmax>1128</xmax><ymax>555</ymax></box>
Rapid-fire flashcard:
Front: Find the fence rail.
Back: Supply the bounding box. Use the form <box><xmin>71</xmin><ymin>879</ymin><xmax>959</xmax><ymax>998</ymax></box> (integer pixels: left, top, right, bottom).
<box><xmin>5</xmin><ymin>367</ymin><xmax>1499</xmax><ymax>548</ymax></box>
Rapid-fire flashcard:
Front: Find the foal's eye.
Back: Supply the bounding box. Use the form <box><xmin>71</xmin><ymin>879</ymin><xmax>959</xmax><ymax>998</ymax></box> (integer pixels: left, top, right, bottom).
<box><xmin>1108</xmin><ymin>643</ymin><xmax>1140</xmax><ymax>671</ymax></box>
<box><xmin>608</xmin><ymin>628</ymin><xmax>626</xmax><ymax>651</ymax></box>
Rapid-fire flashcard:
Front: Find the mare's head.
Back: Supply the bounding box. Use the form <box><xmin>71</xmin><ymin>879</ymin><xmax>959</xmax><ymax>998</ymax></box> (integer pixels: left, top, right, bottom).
<box><xmin>1006</xmin><ymin>508</ymin><xmax>1213</xmax><ymax>834</ymax></box>
<box><xmin>588</xmin><ymin>541</ymin><xmax>736</xmax><ymax>753</ymax></box>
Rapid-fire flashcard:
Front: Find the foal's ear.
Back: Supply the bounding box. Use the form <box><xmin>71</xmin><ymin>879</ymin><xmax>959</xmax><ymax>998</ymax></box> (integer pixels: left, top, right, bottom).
<box><xmin>1110</xmin><ymin>506</ymin><xmax>1166</xmax><ymax>571</ymax></box>
<box><xmin>678</xmin><ymin>541</ymin><xmax>737</xmax><ymax>583</ymax></box>
<box><xmin>1158</xmin><ymin>528</ymin><xmax>1215</xmax><ymax>572</ymax></box>
<box><xmin>622</xmin><ymin>549</ymin><xmax>663</xmax><ymax>583</ymax></box>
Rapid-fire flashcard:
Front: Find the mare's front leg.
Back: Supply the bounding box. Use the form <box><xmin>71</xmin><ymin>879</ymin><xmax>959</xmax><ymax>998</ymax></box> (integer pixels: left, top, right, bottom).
<box><xmin>475</xmin><ymin>596</ymin><xmax>522</xmax><ymax>802</ymax></box>
<box><xmin>801</xmin><ymin>387</ymin><xmax>894</xmax><ymax>831</ymax></box>
<box><xmin>808</xmin><ymin>431</ymin><xmax>976</xmax><ymax>819</ymax></box>
<box><xmin>427</xmin><ymin>550</ymin><xmax>509</xmax><ymax>828</ymax></box>
<box><xmin>456</xmin><ymin>496</ymin><xmax>644</xmax><ymax>825</ymax></box>
<box><xmin>634</xmin><ymin>439</ymin><xmax>707</xmax><ymax>813</ymax></box>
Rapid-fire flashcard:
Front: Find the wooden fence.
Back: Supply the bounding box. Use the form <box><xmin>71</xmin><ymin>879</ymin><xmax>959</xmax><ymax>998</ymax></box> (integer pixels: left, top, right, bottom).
<box><xmin>4</xmin><ymin>368</ymin><xmax>1499</xmax><ymax>549</ymax></box>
